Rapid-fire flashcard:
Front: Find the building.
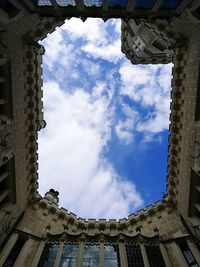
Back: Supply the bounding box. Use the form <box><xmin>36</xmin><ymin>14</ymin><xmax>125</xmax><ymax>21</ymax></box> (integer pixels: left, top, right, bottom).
<box><xmin>0</xmin><ymin>0</ymin><xmax>200</xmax><ymax>266</ymax></box>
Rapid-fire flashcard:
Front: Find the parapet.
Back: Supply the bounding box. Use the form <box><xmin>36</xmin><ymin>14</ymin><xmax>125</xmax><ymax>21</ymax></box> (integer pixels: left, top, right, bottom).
<box><xmin>121</xmin><ymin>19</ymin><xmax>175</xmax><ymax>64</ymax></box>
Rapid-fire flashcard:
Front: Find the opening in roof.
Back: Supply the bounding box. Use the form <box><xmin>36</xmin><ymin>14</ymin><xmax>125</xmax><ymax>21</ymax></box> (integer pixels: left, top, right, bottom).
<box><xmin>38</xmin><ymin>18</ymin><xmax>173</xmax><ymax>220</ymax></box>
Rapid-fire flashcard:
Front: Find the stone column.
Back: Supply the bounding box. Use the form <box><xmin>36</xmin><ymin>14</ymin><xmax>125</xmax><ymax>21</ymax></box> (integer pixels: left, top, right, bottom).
<box><xmin>54</xmin><ymin>241</ymin><xmax>64</xmax><ymax>267</ymax></box>
<box><xmin>140</xmin><ymin>243</ymin><xmax>150</xmax><ymax>267</ymax></box>
<box><xmin>99</xmin><ymin>241</ymin><xmax>104</xmax><ymax>267</ymax></box>
<box><xmin>14</xmin><ymin>238</ymin><xmax>33</xmax><ymax>267</ymax></box>
<box><xmin>0</xmin><ymin>233</ymin><xmax>18</xmax><ymax>266</ymax></box>
<box><xmin>30</xmin><ymin>241</ymin><xmax>45</xmax><ymax>267</ymax></box>
<box><xmin>76</xmin><ymin>240</ymin><xmax>85</xmax><ymax>267</ymax></box>
<box><xmin>159</xmin><ymin>243</ymin><xmax>173</xmax><ymax>267</ymax></box>
<box><xmin>119</xmin><ymin>242</ymin><xmax>128</xmax><ymax>267</ymax></box>
<box><xmin>170</xmin><ymin>242</ymin><xmax>188</xmax><ymax>267</ymax></box>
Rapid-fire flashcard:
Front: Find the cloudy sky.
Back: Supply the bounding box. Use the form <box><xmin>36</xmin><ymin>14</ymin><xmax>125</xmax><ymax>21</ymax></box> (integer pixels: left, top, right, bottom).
<box><xmin>38</xmin><ymin>18</ymin><xmax>172</xmax><ymax>219</ymax></box>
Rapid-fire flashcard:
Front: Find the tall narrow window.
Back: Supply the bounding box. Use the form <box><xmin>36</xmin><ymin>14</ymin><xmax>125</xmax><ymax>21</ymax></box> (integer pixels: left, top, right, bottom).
<box><xmin>0</xmin><ymin>157</ymin><xmax>16</xmax><ymax>209</ymax></box>
<box><xmin>125</xmin><ymin>243</ymin><xmax>144</xmax><ymax>267</ymax></box>
<box><xmin>59</xmin><ymin>243</ymin><xmax>78</xmax><ymax>267</ymax></box>
<box><xmin>0</xmin><ymin>61</ymin><xmax>13</xmax><ymax>121</ymax></box>
<box><xmin>145</xmin><ymin>243</ymin><xmax>166</xmax><ymax>267</ymax></box>
<box><xmin>37</xmin><ymin>242</ymin><xmax>59</xmax><ymax>267</ymax></box>
<box><xmin>83</xmin><ymin>244</ymin><xmax>100</xmax><ymax>267</ymax></box>
<box><xmin>188</xmin><ymin>169</ymin><xmax>200</xmax><ymax>217</ymax></box>
<box><xmin>3</xmin><ymin>237</ymin><xmax>26</xmax><ymax>267</ymax></box>
<box><xmin>179</xmin><ymin>241</ymin><xmax>199</xmax><ymax>267</ymax></box>
<box><xmin>104</xmin><ymin>244</ymin><xmax>121</xmax><ymax>267</ymax></box>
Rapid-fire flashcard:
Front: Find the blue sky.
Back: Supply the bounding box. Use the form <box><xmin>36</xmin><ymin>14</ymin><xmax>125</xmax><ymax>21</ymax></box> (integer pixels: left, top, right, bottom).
<box><xmin>38</xmin><ymin>18</ymin><xmax>172</xmax><ymax>219</ymax></box>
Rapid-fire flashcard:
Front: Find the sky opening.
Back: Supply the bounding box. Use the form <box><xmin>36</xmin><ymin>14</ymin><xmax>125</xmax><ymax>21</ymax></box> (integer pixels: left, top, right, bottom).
<box><xmin>38</xmin><ymin>18</ymin><xmax>172</xmax><ymax>219</ymax></box>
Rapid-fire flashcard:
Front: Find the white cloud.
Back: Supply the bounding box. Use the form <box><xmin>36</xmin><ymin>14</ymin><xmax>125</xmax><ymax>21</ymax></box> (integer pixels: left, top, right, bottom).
<box><xmin>115</xmin><ymin>103</ymin><xmax>139</xmax><ymax>144</ymax></box>
<box><xmin>38</xmin><ymin>81</ymin><xmax>143</xmax><ymax>219</ymax></box>
<box><xmin>41</xmin><ymin>28</ymin><xmax>76</xmax><ymax>71</ymax></box>
<box><xmin>61</xmin><ymin>18</ymin><xmax>122</xmax><ymax>63</ymax></box>
<box><xmin>119</xmin><ymin>62</ymin><xmax>172</xmax><ymax>136</ymax></box>
<box><xmin>81</xmin><ymin>58</ymin><xmax>101</xmax><ymax>78</ymax></box>
<box><xmin>62</xmin><ymin>18</ymin><xmax>107</xmax><ymax>44</ymax></box>
<box><xmin>82</xmin><ymin>39</ymin><xmax>122</xmax><ymax>63</ymax></box>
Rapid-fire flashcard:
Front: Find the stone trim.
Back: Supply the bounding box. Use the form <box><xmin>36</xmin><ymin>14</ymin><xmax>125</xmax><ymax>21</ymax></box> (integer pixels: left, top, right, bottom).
<box><xmin>31</xmin><ymin>195</ymin><xmax>176</xmax><ymax>236</ymax></box>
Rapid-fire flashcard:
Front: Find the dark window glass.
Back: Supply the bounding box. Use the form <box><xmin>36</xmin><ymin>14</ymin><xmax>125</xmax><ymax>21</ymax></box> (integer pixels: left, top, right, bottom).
<box><xmin>0</xmin><ymin>61</ymin><xmax>13</xmax><ymax>119</ymax></box>
<box><xmin>57</xmin><ymin>0</ymin><xmax>75</xmax><ymax>6</ymax></box>
<box><xmin>135</xmin><ymin>0</ymin><xmax>181</xmax><ymax>9</ymax></box>
<box><xmin>83</xmin><ymin>244</ymin><xmax>100</xmax><ymax>267</ymax></box>
<box><xmin>135</xmin><ymin>0</ymin><xmax>155</xmax><ymax>8</ymax></box>
<box><xmin>38</xmin><ymin>0</ymin><xmax>52</xmax><ymax>6</ymax></box>
<box><xmin>3</xmin><ymin>237</ymin><xmax>25</xmax><ymax>267</ymax></box>
<box><xmin>125</xmin><ymin>243</ymin><xmax>144</xmax><ymax>267</ymax></box>
<box><xmin>160</xmin><ymin>0</ymin><xmax>181</xmax><ymax>9</ymax></box>
<box><xmin>104</xmin><ymin>244</ymin><xmax>120</xmax><ymax>267</ymax></box>
<box><xmin>37</xmin><ymin>243</ymin><xmax>59</xmax><ymax>267</ymax></box>
<box><xmin>0</xmin><ymin>178</ymin><xmax>7</xmax><ymax>195</ymax></box>
<box><xmin>59</xmin><ymin>243</ymin><xmax>78</xmax><ymax>267</ymax></box>
<box><xmin>84</xmin><ymin>0</ymin><xmax>103</xmax><ymax>7</ymax></box>
<box><xmin>109</xmin><ymin>0</ymin><xmax>128</xmax><ymax>8</ymax></box>
<box><xmin>179</xmin><ymin>242</ymin><xmax>199</xmax><ymax>267</ymax></box>
<box><xmin>0</xmin><ymin>2</ymin><xmax>20</xmax><ymax>18</ymax></box>
<box><xmin>145</xmin><ymin>243</ymin><xmax>166</xmax><ymax>267</ymax></box>
<box><xmin>0</xmin><ymin>194</ymin><xmax>9</xmax><ymax>209</ymax></box>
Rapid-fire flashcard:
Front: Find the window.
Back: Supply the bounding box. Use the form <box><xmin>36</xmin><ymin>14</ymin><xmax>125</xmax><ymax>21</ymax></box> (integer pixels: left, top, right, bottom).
<box><xmin>83</xmin><ymin>244</ymin><xmax>100</xmax><ymax>267</ymax></box>
<box><xmin>125</xmin><ymin>243</ymin><xmax>144</xmax><ymax>267</ymax></box>
<box><xmin>0</xmin><ymin>157</ymin><xmax>16</xmax><ymax>209</ymax></box>
<box><xmin>188</xmin><ymin>168</ymin><xmax>200</xmax><ymax>217</ymax></box>
<box><xmin>37</xmin><ymin>242</ymin><xmax>59</xmax><ymax>267</ymax></box>
<box><xmin>104</xmin><ymin>244</ymin><xmax>120</xmax><ymax>267</ymax></box>
<box><xmin>145</xmin><ymin>243</ymin><xmax>166</xmax><ymax>267</ymax></box>
<box><xmin>0</xmin><ymin>61</ymin><xmax>13</xmax><ymax>121</ymax></box>
<box><xmin>59</xmin><ymin>243</ymin><xmax>78</xmax><ymax>267</ymax></box>
<box><xmin>179</xmin><ymin>242</ymin><xmax>199</xmax><ymax>267</ymax></box>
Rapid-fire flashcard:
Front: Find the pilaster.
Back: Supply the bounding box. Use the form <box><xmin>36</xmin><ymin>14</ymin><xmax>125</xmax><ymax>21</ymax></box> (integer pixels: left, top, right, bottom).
<box><xmin>30</xmin><ymin>241</ymin><xmax>45</xmax><ymax>267</ymax></box>
<box><xmin>0</xmin><ymin>233</ymin><xmax>18</xmax><ymax>266</ymax></box>
<box><xmin>53</xmin><ymin>241</ymin><xmax>64</xmax><ymax>267</ymax></box>
<box><xmin>140</xmin><ymin>243</ymin><xmax>150</xmax><ymax>267</ymax></box>
<box><xmin>14</xmin><ymin>238</ymin><xmax>33</xmax><ymax>267</ymax></box>
<box><xmin>159</xmin><ymin>243</ymin><xmax>173</xmax><ymax>267</ymax></box>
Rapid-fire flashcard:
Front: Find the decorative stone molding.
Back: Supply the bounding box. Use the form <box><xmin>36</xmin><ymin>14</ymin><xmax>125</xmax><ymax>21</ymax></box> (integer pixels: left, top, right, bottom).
<box><xmin>45</xmin><ymin>230</ymin><xmax>160</xmax><ymax>244</ymax></box>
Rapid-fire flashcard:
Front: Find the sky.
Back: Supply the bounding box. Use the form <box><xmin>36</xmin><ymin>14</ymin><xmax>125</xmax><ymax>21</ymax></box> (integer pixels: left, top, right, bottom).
<box><xmin>38</xmin><ymin>18</ymin><xmax>172</xmax><ymax>220</ymax></box>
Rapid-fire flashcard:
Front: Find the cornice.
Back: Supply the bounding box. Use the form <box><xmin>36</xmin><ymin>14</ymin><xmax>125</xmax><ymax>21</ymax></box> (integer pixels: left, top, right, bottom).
<box><xmin>45</xmin><ymin>230</ymin><xmax>160</xmax><ymax>244</ymax></box>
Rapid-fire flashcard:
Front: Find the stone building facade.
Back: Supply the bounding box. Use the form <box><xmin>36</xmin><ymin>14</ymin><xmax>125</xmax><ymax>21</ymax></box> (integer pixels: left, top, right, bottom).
<box><xmin>0</xmin><ymin>0</ymin><xmax>200</xmax><ymax>266</ymax></box>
